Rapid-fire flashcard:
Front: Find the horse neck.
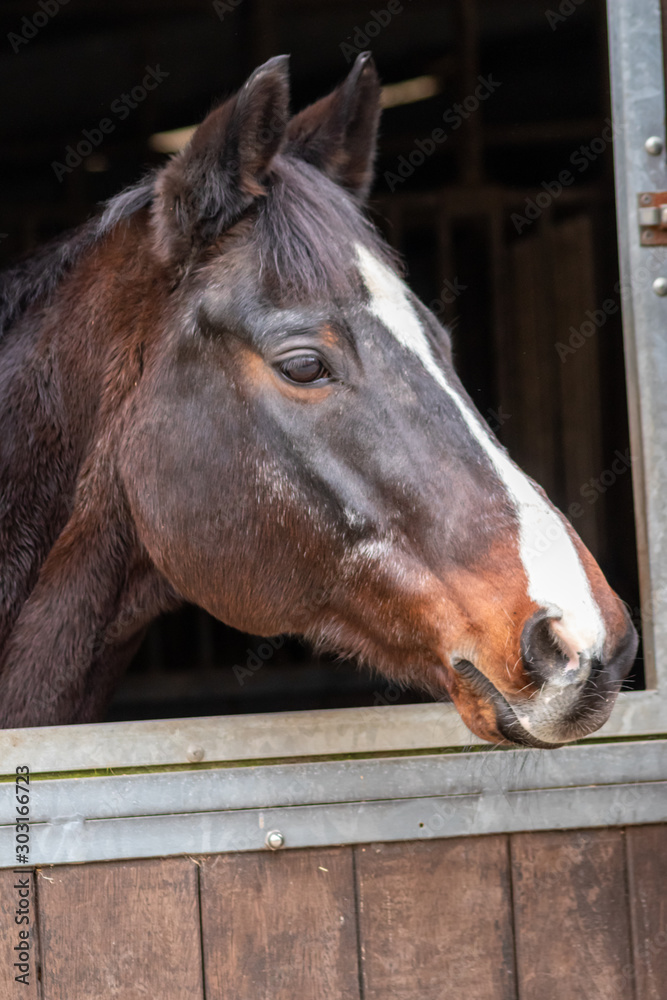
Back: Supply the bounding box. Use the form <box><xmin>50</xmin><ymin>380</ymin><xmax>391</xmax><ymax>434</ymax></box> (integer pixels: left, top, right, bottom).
<box><xmin>0</xmin><ymin>219</ymin><xmax>158</xmax><ymax>648</ymax></box>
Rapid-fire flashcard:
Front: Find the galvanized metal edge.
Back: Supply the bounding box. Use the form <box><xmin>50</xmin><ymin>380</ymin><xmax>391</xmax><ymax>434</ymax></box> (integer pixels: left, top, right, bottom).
<box><xmin>607</xmin><ymin>0</ymin><xmax>667</xmax><ymax>692</ymax></box>
<box><xmin>6</xmin><ymin>783</ymin><xmax>666</xmax><ymax>867</ymax></box>
<box><xmin>0</xmin><ymin>703</ymin><xmax>479</xmax><ymax>774</ymax></box>
<box><xmin>1</xmin><ymin>739</ymin><xmax>665</xmax><ymax>867</ymax></box>
<box><xmin>0</xmin><ymin>691</ymin><xmax>664</xmax><ymax>775</ymax></box>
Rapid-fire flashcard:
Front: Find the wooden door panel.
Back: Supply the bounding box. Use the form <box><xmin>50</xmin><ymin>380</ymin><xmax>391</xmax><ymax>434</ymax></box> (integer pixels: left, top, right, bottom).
<box><xmin>200</xmin><ymin>847</ymin><xmax>360</xmax><ymax>1000</ymax></box>
<box><xmin>37</xmin><ymin>857</ymin><xmax>203</xmax><ymax>1000</ymax></box>
<box><xmin>512</xmin><ymin>828</ymin><xmax>632</xmax><ymax>1000</ymax></box>
<box><xmin>355</xmin><ymin>836</ymin><xmax>516</xmax><ymax>1000</ymax></box>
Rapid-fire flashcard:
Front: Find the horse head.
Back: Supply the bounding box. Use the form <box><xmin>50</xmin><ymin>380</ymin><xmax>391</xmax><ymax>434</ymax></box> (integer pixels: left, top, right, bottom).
<box><xmin>0</xmin><ymin>54</ymin><xmax>637</xmax><ymax>742</ymax></box>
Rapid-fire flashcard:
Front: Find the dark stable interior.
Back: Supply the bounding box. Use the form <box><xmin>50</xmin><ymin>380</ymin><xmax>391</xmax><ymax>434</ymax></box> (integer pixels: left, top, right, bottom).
<box><xmin>0</xmin><ymin>0</ymin><xmax>642</xmax><ymax>720</ymax></box>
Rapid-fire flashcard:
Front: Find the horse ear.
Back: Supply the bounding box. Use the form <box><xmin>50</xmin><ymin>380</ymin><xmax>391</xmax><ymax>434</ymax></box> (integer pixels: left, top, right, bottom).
<box><xmin>153</xmin><ymin>55</ymin><xmax>290</xmax><ymax>259</ymax></box>
<box><xmin>287</xmin><ymin>52</ymin><xmax>381</xmax><ymax>201</ymax></box>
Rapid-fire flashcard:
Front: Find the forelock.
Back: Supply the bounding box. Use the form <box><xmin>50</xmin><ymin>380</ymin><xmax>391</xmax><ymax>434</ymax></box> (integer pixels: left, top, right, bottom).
<box><xmin>249</xmin><ymin>154</ymin><xmax>400</xmax><ymax>303</ymax></box>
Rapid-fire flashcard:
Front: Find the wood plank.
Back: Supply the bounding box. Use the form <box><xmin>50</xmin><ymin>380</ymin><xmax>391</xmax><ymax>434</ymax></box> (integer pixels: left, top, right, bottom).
<box><xmin>512</xmin><ymin>828</ymin><xmax>633</xmax><ymax>1000</ymax></box>
<box><xmin>355</xmin><ymin>836</ymin><xmax>516</xmax><ymax>1000</ymax></box>
<box><xmin>200</xmin><ymin>846</ymin><xmax>360</xmax><ymax>1000</ymax></box>
<box><xmin>37</xmin><ymin>857</ymin><xmax>203</xmax><ymax>1000</ymax></box>
<box><xmin>627</xmin><ymin>824</ymin><xmax>667</xmax><ymax>999</ymax></box>
<box><xmin>0</xmin><ymin>867</ymin><xmax>40</xmax><ymax>999</ymax></box>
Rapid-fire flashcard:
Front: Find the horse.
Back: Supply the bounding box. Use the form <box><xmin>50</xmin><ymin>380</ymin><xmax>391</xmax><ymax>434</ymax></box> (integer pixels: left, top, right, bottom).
<box><xmin>0</xmin><ymin>54</ymin><xmax>637</xmax><ymax>745</ymax></box>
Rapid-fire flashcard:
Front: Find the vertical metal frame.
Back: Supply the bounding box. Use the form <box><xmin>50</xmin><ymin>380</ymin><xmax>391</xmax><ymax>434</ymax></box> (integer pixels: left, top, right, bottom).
<box><xmin>606</xmin><ymin>0</ymin><xmax>667</xmax><ymax>732</ymax></box>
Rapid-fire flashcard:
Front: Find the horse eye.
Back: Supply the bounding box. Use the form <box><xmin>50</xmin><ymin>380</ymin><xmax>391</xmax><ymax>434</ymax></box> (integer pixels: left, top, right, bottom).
<box><xmin>279</xmin><ymin>355</ymin><xmax>330</xmax><ymax>384</ymax></box>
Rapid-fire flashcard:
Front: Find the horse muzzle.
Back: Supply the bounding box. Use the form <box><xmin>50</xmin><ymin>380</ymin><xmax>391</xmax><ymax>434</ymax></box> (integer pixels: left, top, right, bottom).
<box><xmin>450</xmin><ymin>607</ymin><xmax>638</xmax><ymax>747</ymax></box>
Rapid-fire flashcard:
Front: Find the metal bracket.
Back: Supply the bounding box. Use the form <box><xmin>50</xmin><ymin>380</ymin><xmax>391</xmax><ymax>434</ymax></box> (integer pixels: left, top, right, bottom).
<box><xmin>638</xmin><ymin>191</ymin><xmax>667</xmax><ymax>244</ymax></box>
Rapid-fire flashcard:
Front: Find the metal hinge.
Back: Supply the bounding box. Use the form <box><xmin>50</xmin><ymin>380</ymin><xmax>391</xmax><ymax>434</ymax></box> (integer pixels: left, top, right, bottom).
<box><xmin>638</xmin><ymin>192</ymin><xmax>667</xmax><ymax>244</ymax></box>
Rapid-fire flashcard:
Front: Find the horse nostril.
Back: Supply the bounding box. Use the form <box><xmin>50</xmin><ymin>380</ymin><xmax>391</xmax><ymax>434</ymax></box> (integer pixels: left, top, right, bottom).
<box><xmin>520</xmin><ymin>608</ymin><xmax>590</xmax><ymax>687</ymax></box>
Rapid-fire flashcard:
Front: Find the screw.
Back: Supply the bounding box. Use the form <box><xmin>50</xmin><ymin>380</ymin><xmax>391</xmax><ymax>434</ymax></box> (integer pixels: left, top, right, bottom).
<box><xmin>652</xmin><ymin>277</ymin><xmax>667</xmax><ymax>296</ymax></box>
<box><xmin>643</xmin><ymin>230</ymin><xmax>655</xmax><ymax>241</ymax></box>
<box><xmin>186</xmin><ymin>745</ymin><xmax>205</xmax><ymax>762</ymax></box>
<box><xmin>645</xmin><ymin>136</ymin><xmax>664</xmax><ymax>156</ymax></box>
<box><xmin>265</xmin><ymin>830</ymin><xmax>285</xmax><ymax>850</ymax></box>
<box><xmin>640</xmin><ymin>193</ymin><xmax>653</xmax><ymax>205</ymax></box>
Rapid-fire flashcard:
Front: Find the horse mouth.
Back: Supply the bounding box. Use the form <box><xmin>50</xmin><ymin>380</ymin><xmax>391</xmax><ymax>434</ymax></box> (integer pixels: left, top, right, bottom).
<box><xmin>451</xmin><ymin>658</ymin><xmax>566</xmax><ymax>749</ymax></box>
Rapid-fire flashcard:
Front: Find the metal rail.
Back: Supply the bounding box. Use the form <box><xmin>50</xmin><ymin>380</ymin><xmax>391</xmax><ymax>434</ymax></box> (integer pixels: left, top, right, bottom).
<box><xmin>1</xmin><ymin>740</ymin><xmax>665</xmax><ymax>866</ymax></box>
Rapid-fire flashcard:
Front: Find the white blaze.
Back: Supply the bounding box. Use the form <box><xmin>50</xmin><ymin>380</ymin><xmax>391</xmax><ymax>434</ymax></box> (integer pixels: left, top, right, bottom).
<box><xmin>356</xmin><ymin>244</ymin><xmax>605</xmax><ymax>657</ymax></box>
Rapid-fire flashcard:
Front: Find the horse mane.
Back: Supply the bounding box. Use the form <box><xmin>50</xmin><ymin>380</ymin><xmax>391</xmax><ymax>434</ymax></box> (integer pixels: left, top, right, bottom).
<box><xmin>0</xmin><ymin>154</ymin><xmax>398</xmax><ymax>342</ymax></box>
<box><xmin>0</xmin><ymin>173</ymin><xmax>156</xmax><ymax>343</ymax></box>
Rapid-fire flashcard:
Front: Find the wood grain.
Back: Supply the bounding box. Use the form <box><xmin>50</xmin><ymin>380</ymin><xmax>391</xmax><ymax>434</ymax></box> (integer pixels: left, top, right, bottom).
<box><xmin>355</xmin><ymin>836</ymin><xmax>516</xmax><ymax>1000</ymax></box>
<box><xmin>627</xmin><ymin>824</ymin><xmax>667</xmax><ymax>1000</ymax></box>
<box><xmin>0</xmin><ymin>867</ymin><xmax>40</xmax><ymax>999</ymax></box>
<box><xmin>200</xmin><ymin>846</ymin><xmax>360</xmax><ymax>1000</ymax></box>
<box><xmin>37</xmin><ymin>857</ymin><xmax>203</xmax><ymax>999</ymax></box>
<box><xmin>512</xmin><ymin>828</ymin><xmax>633</xmax><ymax>1000</ymax></box>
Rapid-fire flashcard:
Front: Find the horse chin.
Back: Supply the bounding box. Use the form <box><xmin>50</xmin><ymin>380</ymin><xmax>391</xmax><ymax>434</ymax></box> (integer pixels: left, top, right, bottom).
<box><xmin>449</xmin><ymin>658</ymin><xmax>622</xmax><ymax>748</ymax></box>
<box><xmin>449</xmin><ymin>659</ymin><xmax>567</xmax><ymax>749</ymax></box>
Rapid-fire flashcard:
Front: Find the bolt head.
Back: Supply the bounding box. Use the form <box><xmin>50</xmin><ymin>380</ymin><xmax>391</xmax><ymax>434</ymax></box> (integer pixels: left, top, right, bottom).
<box><xmin>265</xmin><ymin>830</ymin><xmax>285</xmax><ymax>850</ymax></box>
<box><xmin>652</xmin><ymin>277</ymin><xmax>667</xmax><ymax>296</ymax></box>
<box><xmin>645</xmin><ymin>136</ymin><xmax>664</xmax><ymax>156</ymax></box>
<box><xmin>186</xmin><ymin>745</ymin><xmax>205</xmax><ymax>762</ymax></box>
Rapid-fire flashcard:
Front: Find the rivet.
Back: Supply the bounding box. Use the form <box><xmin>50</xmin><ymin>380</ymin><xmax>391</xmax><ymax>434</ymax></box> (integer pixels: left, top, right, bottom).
<box><xmin>645</xmin><ymin>136</ymin><xmax>664</xmax><ymax>156</ymax></box>
<box><xmin>652</xmin><ymin>277</ymin><xmax>667</xmax><ymax>296</ymax></box>
<box><xmin>265</xmin><ymin>830</ymin><xmax>285</xmax><ymax>850</ymax></box>
<box><xmin>186</xmin><ymin>745</ymin><xmax>205</xmax><ymax>762</ymax></box>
